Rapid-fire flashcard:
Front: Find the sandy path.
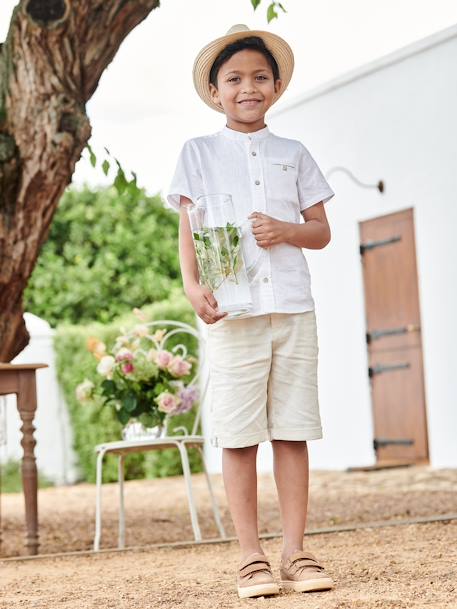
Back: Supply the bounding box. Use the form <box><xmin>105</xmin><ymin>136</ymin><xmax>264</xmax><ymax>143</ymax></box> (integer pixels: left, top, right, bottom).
<box><xmin>2</xmin><ymin>466</ymin><xmax>456</xmax><ymax>557</ymax></box>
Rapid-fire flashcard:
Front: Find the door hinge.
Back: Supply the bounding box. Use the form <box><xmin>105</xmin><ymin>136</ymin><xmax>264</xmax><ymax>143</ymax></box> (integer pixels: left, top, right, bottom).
<box><xmin>360</xmin><ymin>235</ymin><xmax>401</xmax><ymax>255</ymax></box>
<box><xmin>366</xmin><ymin>324</ymin><xmax>420</xmax><ymax>343</ymax></box>
<box><xmin>369</xmin><ymin>363</ymin><xmax>410</xmax><ymax>377</ymax></box>
<box><xmin>373</xmin><ymin>437</ymin><xmax>414</xmax><ymax>451</ymax></box>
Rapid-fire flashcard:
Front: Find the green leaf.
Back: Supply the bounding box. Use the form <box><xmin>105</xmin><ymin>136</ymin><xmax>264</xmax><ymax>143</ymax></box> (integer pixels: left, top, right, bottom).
<box><xmin>251</xmin><ymin>0</ymin><xmax>261</xmax><ymax>9</ymax></box>
<box><xmin>86</xmin><ymin>143</ymin><xmax>97</xmax><ymax>168</ymax></box>
<box><xmin>101</xmin><ymin>379</ymin><xmax>116</xmax><ymax>395</ymax></box>
<box><xmin>114</xmin><ymin>168</ymin><xmax>127</xmax><ymax>195</ymax></box>
<box><xmin>101</xmin><ymin>159</ymin><xmax>110</xmax><ymax>176</ymax></box>
<box><xmin>267</xmin><ymin>2</ymin><xmax>278</xmax><ymax>22</ymax></box>
<box><xmin>117</xmin><ymin>408</ymin><xmax>130</xmax><ymax>425</ymax></box>
<box><xmin>277</xmin><ymin>1</ymin><xmax>287</xmax><ymax>13</ymax></box>
<box><xmin>122</xmin><ymin>393</ymin><xmax>137</xmax><ymax>413</ymax></box>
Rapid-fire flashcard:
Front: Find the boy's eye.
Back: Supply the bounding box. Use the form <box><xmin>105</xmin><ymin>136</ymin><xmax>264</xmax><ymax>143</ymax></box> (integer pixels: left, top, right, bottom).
<box><xmin>228</xmin><ymin>75</ymin><xmax>268</xmax><ymax>82</ymax></box>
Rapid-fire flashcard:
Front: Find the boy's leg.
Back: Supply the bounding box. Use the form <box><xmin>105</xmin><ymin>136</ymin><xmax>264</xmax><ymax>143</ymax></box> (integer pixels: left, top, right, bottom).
<box><xmin>271</xmin><ymin>439</ymin><xmax>309</xmax><ymax>560</ymax></box>
<box><xmin>222</xmin><ymin>444</ymin><xmax>264</xmax><ymax>559</ymax></box>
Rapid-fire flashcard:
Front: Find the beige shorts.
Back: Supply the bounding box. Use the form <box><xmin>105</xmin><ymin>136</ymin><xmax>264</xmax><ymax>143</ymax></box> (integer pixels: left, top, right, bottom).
<box><xmin>206</xmin><ymin>310</ymin><xmax>323</xmax><ymax>448</ymax></box>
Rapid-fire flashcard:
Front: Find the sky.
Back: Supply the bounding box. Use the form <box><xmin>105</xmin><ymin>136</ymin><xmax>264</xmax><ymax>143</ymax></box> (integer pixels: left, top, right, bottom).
<box><xmin>1</xmin><ymin>0</ymin><xmax>457</xmax><ymax>198</ymax></box>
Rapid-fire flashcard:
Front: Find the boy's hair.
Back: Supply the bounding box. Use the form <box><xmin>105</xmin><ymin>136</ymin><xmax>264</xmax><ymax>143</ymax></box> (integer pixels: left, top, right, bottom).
<box><xmin>209</xmin><ymin>36</ymin><xmax>280</xmax><ymax>88</ymax></box>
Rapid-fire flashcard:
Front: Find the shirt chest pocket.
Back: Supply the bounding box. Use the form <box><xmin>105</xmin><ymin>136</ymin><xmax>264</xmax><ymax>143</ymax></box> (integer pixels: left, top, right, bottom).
<box><xmin>266</xmin><ymin>158</ymin><xmax>299</xmax><ymax>217</ymax></box>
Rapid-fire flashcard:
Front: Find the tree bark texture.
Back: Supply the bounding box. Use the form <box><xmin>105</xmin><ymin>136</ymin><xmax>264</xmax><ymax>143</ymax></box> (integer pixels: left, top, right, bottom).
<box><xmin>0</xmin><ymin>0</ymin><xmax>160</xmax><ymax>361</ymax></box>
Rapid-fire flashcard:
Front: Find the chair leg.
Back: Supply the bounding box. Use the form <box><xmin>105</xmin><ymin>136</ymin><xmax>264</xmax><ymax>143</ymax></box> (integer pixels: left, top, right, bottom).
<box><xmin>177</xmin><ymin>442</ymin><xmax>202</xmax><ymax>542</ymax></box>
<box><xmin>118</xmin><ymin>454</ymin><xmax>125</xmax><ymax>549</ymax></box>
<box><xmin>196</xmin><ymin>445</ymin><xmax>226</xmax><ymax>539</ymax></box>
<box><xmin>94</xmin><ymin>449</ymin><xmax>105</xmax><ymax>551</ymax></box>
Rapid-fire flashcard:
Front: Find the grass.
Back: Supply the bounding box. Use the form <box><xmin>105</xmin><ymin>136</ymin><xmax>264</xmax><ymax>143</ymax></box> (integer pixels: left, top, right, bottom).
<box><xmin>0</xmin><ymin>459</ymin><xmax>54</xmax><ymax>493</ymax></box>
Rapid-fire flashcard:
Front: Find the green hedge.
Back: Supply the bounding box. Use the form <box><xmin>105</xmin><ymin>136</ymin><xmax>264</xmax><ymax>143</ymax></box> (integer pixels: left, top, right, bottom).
<box><xmin>24</xmin><ymin>185</ymin><xmax>181</xmax><ymax>327</ymax></box>
<box><xmin>54</xmin><ymin>290</ymin><xmax>203</xmax><ymax>483</ymax></box>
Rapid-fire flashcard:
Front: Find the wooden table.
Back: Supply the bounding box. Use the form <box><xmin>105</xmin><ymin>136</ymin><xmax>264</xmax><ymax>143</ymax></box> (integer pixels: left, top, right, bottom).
<box><xmin>0</xmin><ymin>363</ymin><xmax>48</xmax><ymax>555</ymax></box>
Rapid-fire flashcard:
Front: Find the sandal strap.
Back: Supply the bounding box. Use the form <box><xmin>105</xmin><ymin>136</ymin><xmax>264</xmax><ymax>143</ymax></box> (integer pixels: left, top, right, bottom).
<box><xmin>239</xmin><ymin>561</ymin><xmax>271</xmax><ymax>577</ymax></box>
<box><xmin>239</xmin><ymin>553</ymin><xmax>270</xmax><ymax>570</ymax></box>
<box><xmin>284</xmin><ymin>551</ymin><xmax>324</xmax><ymax>571</ymax></box>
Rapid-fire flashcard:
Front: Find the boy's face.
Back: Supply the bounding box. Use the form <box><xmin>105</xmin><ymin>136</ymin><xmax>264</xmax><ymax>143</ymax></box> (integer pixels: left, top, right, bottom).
<box><xmin>209</xmin><ymin>49</ymin><xmax>282</xmax><ymax>133</ymax></box>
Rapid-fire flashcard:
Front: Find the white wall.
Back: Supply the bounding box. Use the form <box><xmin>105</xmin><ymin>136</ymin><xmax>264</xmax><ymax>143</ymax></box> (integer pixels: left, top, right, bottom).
<box><xmin>267</xmin><ymin>25</ymin><xmax>457</xmax><ymax>468</ymax></box>
<box><xmin>1</xmin><ymin>314</ymin><xmax>80</xmax><ymax>484</ymax></box>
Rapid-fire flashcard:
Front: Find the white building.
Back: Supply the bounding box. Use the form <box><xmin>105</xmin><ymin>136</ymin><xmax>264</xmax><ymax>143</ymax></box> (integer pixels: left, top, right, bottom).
<box><xmin>203</xmin><ymin>23</ymin><xmax>457</xmax><ymax>472</ymax></box>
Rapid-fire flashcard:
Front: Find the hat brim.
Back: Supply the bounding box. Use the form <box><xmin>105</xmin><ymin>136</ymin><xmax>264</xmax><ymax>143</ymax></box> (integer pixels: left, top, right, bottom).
<box><xmin>193</xmin><ymin>29</ymin><xmax>294</xmax><ymax>114</ymax></box>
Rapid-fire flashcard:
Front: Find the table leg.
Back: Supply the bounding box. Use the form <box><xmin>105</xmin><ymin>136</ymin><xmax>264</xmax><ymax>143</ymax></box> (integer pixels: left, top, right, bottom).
<box><xmin>17</xmin><ymin>371</ymin><xmax>39</xmax><ymax>555</ymax></box>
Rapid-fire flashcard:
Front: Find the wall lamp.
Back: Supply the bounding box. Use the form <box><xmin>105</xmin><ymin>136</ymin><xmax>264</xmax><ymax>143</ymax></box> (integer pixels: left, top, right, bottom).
<box><xmin>325</xmin><ymin>166</ymin><xmax>384</xmax><ymax>194</ymax></box>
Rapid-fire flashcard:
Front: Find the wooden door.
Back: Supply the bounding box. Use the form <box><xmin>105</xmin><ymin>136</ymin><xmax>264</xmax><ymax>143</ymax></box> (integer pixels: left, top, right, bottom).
<box><xmin>359</xmin><ymin>208</ymin><xmax>429</xmax><ymax>464</ymax></box>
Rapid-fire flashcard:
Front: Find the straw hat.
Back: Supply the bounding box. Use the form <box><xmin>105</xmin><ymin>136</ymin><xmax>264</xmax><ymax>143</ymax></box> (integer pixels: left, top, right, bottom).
<box><xmin>192</xmin><ymin>24</ymin><xmax>294</xmax><ymax>113</ymax></box>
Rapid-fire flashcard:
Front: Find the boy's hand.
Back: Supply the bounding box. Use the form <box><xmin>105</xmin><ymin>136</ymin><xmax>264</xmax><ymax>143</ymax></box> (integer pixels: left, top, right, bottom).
<box><xmin>185</xmin><ymin>283</ymin><xmax>228</xmax><ymax>325</ymax></box>
<box><xmin>249</xmin><ymin>212</ymin><xmax>290</xmax><ymax>248</ymax></box>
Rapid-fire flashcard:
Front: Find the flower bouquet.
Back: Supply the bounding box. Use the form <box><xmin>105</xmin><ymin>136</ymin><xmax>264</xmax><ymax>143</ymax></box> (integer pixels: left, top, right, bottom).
<box><xmin>75</xmin><ymin>315</ymin><xmax>198</xmax><ymax>438</ymax></box>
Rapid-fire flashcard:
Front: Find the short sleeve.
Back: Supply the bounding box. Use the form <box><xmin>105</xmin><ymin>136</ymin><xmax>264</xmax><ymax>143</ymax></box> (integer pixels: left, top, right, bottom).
<box><xmin>166</xmin><ymin>140</ymin><xmax>204</xmax><ymax>212</ymax></box>
<box><xmin>297</xmin><ymin>143</ymin><xmax>335</xmax><ymax>211</ymax></box>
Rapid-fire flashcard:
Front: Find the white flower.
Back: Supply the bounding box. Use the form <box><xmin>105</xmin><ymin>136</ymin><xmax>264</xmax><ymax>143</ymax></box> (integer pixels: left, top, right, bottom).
<box><xmin>75</xmin><ymin>379</ymin><xmax>95</xmax><ymax>402</ymax></box>
<box><xmin>97</xmin><ymin>355</ymin><xmax>115</xmax><ymax>378</ymax></box>
<box><xmin>152</xmin><ymin>329</ymin><xmax>167</xmax><ymax>342</ymax></box>
<box><xmin>133</xmin><ymin>324</ymin><xmax>149</xmax><ymax>337</ymax></box>
<box><xmin>147</xmin><ymin>348</ymin><xmax>158</xmax><ymax>362</ymax></box>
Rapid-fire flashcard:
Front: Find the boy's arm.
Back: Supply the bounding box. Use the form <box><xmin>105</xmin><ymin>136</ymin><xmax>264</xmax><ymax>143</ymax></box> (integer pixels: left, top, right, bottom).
<box><xmin>178</xmin><ymin>196</ymin><xmax>227</xmax><ymax>323</ymax></box>
<box><xmin>249</xmin><ymin>202</ymin><xmax>331</xmax><ymax>250</ymax></box>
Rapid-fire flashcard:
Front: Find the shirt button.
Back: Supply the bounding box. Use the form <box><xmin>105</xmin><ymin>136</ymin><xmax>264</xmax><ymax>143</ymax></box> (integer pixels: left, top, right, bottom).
<box><xmin>262</xmin><ymin>277</ymin><xmax>269</xmax><ymax>283</ymax></box>
<box><xmin>251</xmin><ymin>151</ymin><xmax>257</xmax><ymax>156</ymax></box>
<box><xmin>255</xmin><ymin>180</ymin><xmax>260</xmax><ymax>185</ymax></box>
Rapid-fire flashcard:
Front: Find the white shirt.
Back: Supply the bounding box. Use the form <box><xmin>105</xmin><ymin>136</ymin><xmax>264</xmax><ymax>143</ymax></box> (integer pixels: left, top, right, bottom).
<box><xmin>166</xmin><ymin>124</ymin><xmax>335</xmax><ymax>317</ymax></box>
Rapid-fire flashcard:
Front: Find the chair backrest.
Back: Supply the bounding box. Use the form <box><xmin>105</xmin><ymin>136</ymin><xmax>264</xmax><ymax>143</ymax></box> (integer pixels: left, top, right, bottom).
<box><xmin>124</xmin><ymin>320</ymin><xmax>207</xmax><ymax>436</ymax></box>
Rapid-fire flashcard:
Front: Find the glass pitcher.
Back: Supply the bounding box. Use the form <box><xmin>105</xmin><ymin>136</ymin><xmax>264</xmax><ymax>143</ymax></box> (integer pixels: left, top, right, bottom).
<box><xmin>187</xmin><ymin>193</ymin><xmax>252</xmax><ymax>319</ymax></box>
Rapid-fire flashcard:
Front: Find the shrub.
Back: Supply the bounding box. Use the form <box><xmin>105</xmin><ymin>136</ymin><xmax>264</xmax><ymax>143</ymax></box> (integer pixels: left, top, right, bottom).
<box><xmin>24</xmin><ymin>185</ymin><xmax>181</xmax><ymax>327</ymax></box>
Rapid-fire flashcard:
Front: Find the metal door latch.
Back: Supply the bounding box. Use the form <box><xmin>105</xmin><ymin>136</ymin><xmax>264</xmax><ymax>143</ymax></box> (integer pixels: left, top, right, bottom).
<box><xmin>360</xmin><ymin>235</ymin><xmax>401</xmax><ymax>255</ymax></box>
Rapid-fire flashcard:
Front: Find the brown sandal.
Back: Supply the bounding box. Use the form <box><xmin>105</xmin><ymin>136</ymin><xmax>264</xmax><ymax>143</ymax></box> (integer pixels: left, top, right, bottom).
<box><xmin>280</xmin><ymin>550</ymin><xmax>334</xmax><ymax>593</ymax></box>
<box><xmin>237</xmin><ymin>552</ymin><xmax>280</xmax><ymax>599</ymax></box>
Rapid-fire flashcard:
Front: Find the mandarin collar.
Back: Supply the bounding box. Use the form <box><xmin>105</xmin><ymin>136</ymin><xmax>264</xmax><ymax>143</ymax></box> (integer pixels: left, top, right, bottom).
<box><xmin>221</xmin><ymin>124</ymin><xmax>271</xmax><ymax>142</ymax></box>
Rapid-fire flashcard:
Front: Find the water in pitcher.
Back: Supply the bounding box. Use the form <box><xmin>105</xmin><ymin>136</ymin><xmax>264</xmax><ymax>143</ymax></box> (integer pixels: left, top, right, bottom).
<box><xmin>187</xmin><ymin>194</ymin><xmax>252</xmax><ymax>318</ymax></box>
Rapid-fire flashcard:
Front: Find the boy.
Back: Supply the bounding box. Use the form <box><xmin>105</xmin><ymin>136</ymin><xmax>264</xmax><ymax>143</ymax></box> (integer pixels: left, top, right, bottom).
<box><xmin>167</xmin><ymin>24</ymin><xmax>335</xmax><ymax>599</ymax></box>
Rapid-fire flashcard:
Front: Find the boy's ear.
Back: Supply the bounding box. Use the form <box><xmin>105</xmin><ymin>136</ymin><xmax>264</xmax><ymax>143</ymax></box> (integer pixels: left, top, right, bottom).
<box><xmin>209</xmin><ymin>83</ymin><xmax>223</xmax><ymax>110</ymax></box>
<box><xmin>274</xmin><ymin>78</ymin><xmax>283</xmax><ymax>95</ymax></box>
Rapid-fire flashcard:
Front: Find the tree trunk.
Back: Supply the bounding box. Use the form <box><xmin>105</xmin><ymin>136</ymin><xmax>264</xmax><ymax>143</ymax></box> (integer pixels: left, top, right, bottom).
<box><xmin>0</xmin><ymin>0</ymin><xmax>160</xmax><ymax>361</ymax></box>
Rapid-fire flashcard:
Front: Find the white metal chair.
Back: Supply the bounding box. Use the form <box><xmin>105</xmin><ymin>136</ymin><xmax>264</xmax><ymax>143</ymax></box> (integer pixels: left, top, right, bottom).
<box><xmin>93</xmin><ymin>320</ymin><xmax>226</xmax><ymax>551</ymax></box>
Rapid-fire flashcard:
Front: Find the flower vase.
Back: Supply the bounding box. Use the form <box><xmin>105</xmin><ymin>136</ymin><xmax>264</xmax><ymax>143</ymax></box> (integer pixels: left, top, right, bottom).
<box><xmin>121</xmin><ymin>417</ymin><xmax>168</xmax><ymax>441</ymax></box>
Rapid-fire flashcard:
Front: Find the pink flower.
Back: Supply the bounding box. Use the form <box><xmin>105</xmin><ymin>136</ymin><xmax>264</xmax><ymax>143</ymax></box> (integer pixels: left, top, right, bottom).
<box><xmin>155</xmin><ymin>392</ymin><xmax>181</xmax><ymax>414</ymax></box>
<box><xmin>167</xmin><ymin>356</ymin><xmax>192</xmax><ymax>378</ymax></box>
<box><xmin>115</xmin><ymin>347</ymin><xmax>134</xmax><ymax>362</ymax></box>
<box><xmin>122</xmin><ymin>362</ymin><xmax>134</xmax><ymax>374</ymax></box>
<box><xmin>156</xmin><ymin>350</ymin><xmax>173</xmax><ymax>369</ymax></box>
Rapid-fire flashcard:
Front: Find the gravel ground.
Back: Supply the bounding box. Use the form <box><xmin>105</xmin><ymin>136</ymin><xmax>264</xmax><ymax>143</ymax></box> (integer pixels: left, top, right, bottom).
<box><xmin>1</xmin><ymin>522</ymin><xmax>456</xmax><ymax>608</ymax></box>
<box><xmin>1</xmin><ymin>466</ymin><xmax>456</xmax><ymax>608</ymax></box>
<box><xmin>1</xmin><ymin>465</ymin><xmax>456</xmax><ymax>557</ymax></box>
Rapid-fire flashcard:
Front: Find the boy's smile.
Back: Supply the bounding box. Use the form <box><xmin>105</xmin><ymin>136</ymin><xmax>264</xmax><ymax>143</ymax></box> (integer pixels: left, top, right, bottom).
<box><xmin>209</xmin><ymin>49</ymin><xmax>282</xmax><ymax>133</ymax></box>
